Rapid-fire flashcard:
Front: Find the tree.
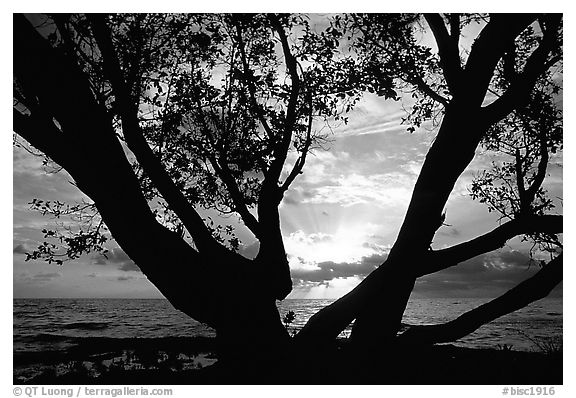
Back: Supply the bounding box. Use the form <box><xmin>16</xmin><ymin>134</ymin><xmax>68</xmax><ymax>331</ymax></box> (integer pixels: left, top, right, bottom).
<box><xmin>13</xmin><ymin>13</ymin><xmax>562</xmax><ymax>367</ymax></box>
<box><xmin>297</xmin><ymin>13</ymin><xmax>563</xmax><ymax>350</ymax></box>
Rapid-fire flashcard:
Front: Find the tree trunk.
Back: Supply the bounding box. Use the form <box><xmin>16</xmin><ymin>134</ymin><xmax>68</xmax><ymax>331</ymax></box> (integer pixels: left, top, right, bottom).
<box><xmin>297</xmin><ymin>104</ymin><xmax>486</xmax><ymax>349</ymax></box>
<box><xmin>215</xmin><ymin>294</ymin><xmax>290</xmax><ymax>366</ymax></box>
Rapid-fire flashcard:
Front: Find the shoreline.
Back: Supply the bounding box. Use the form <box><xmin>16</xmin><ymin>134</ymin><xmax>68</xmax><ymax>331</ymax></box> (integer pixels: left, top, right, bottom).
<box><xmin>14</xmin><ymin>337</ymin><xmax>562</xmax><ymax>385</ymax></box>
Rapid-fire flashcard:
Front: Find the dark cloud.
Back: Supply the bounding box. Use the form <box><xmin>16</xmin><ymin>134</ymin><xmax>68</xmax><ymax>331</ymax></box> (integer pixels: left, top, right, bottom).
<box><xmin>93</xmin><ymin>257</ymin><xmax>107</xmax><ymax>265</ymax></box>
<box><xmin>288</xmin><ymin>249</ymin><xmax>559</xmax><ymax>299</ymax></box>
<box><xmin>239</xmin><ymin>241</ymin><xmax>260</xmax><ymax>260</ymax></box>
<box><xmin>13</xmin><ymin>244</ymin><xmax>29</xmax><ymax>254</ymax></box>
<box><xmin>437</xmin><ymin>227</ymin><xmax>461</xmax><ymax>238</ymax></box>
<box><xmin>13</xmin><ymin>167</ymin><xmax>81</xmax><ymax>204</ymax></box>
<box><xmin>17</xmin><ymin>271</ymin><xmax>62</xmax><ymax>284</ymax></box>
<box><xmin>414</xmin><ymin>250</ymin><xmax>548</xmax><ymax>297</ymax></box>
<box><xmin>321</xmin><ymin>211</ymin><xmax>329</xmax><ymax>216</ymax></box>
<box><xmin>86</xmin><ymin>273</ymin><xmax>97</xmax><ymax>278</ymax></box>
<box><xmin>498</xmin><ymin>250</ymin><xmax>533</xmax><ymax>267</ymax></box>
<box><xmin>102</xmin><ymin>248</ymin><xmax>132</xmax><ymax>263</ymax></box>
<box><xmin>34</xmin><ymin>272</ymin><xmax>61</xmax><ymax>281</ymax></box>
<box><xmin>117</xmin><ymin>275</ymin><xmax>135</xmax><ymax>282</ymax></box>
<box><xmin>93</xmin><ymin>248</ymin><xmax>140</xmax><ymax>272</ymax></box>
<box><xmin>119</xmin><ymin>263</ymin><xmax>141</xmax><ymax>272</ymax></box>
<box><xmin>291</xmin><ymin>253</ymin><xmax>388</xmax><ymax>283</ymax></box>
<box><xmin>282</xmin><ymin>191</ymin><xmax>300</xmax><ymax>206</ymax></box>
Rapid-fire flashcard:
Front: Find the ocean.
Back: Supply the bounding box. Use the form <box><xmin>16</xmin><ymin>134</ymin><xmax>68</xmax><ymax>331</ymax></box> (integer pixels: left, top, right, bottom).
<box><xmin>13</xmin><ymin>297</ymin><xmax>562</xmax><ymax>381</ymax></box>
<box><xmin>14</xmin><ymin>297</ymin><xmax>562</xmax><ymax>352</ymax></box>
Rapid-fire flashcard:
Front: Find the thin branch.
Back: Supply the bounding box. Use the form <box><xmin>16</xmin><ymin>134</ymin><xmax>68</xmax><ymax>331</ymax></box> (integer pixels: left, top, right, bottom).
<box><xmin>263</xmin><ymin>14</ymin><xmax>301</xmax><ymax>195</ymax></box>
<box><xmin>357</xmin><ymin>26</ymin><xmax>450</xmax><ymax>107</ymax></box>
<box><xmin>408</xmin><ymin>73</ymin><xmax>450</xmax><ymax>107</ymax></box>
<box><xmin>525</xmin><ymin>132</ymin><xmax>550</xmax><ymax>204</ymax></box>
<box><xmin>515</xmin><ymin>148</ymin><xmax>528</xmax><ymax>213</ymax></box>
<box><xmin>210</xmin><ymin>158</ymin><xmax>262</xmax><ymax>237</ymax></box>
<box><xmin>281</xmin><ymin>94</ymin><xmax>313</xmax><ymax>192</ymax></box>
<box><xmin>424</xmin><ymin>14</ymin><xmax>462</xmax><ymax>97</ymax></box>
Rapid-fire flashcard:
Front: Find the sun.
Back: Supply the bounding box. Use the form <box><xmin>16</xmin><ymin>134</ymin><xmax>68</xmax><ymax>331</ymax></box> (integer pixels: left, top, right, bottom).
<box><xmin>284</xmin><ymin>222</ymin><xmax>384</xmax><ymax>265</ymax></box>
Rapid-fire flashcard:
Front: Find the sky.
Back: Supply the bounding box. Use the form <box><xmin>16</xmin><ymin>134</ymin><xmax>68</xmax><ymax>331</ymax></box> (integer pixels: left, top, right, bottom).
<box><xmin>11</xmin><ymin>14</ymin><xmax>564</xmax><ymax>301</ymax></box>
<box><xmin>12</xmin><ymin>89</ymin><xmax>563</xmax><ymax>300</ymax></box>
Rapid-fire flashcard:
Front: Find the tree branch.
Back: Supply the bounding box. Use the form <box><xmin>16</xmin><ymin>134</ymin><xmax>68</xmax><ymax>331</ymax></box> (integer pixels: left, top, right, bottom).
<box><xmin>464</xmin><ymin>14</ymin><xmax>538</xmax><ymax>106</ymax></box>
<box><xmin>281</xmin><ymin>95</ymin><xmax>313</xmax><ymax>192</ymax></box>
<box><xmin>418</xmin><ymin>215</ymin><xmax>562</xmax><ymax>277</ymax></box>
<box><xmin>400</xmin><ymin>253</ymin><xmax>562</xmax><ymax>345</ymax></box>
<box><xmin>88</xmin><ymin>14</ymin><xmax>229</xmax><ymax>255</ymax></box>
<box><xmin>262</xmin><ymin>15</ymin><xmax>301</xmax><ymax>196</ymax></box>
<box><xmin>13</xmin><ymin>110</ymin><xmax>70</xmax><ymax>167</ymax></box>
<box><xmin>515</xmin><ymin>148</ymin><xmax>529</xmax><ymax>214</ymax></box>
<box><xmin>424</xmin><ymin>14</ymin><xmax>463</xmax><ymax>97</ymax></box>
<box><xmin>209</xmin><ymin>157</ymin><xmax>262</xmax><ymax>237</ymax></box>
<box><xmin>13</xmin><ymin>14</ymin><xmax>106</xmax><ymax>137</ymax></box>
<box><xmin>483</xmin><ymin>15</ymin><xmax>561</xmax><ymax>125</ymax></box>
<box><xmin>357</xmin><ymin>25</ymin><xmax>450</xmax><ymax>107</ymax></box>
<box><xmin>233</xmin><ymin>19</ymin><xmax>275</xmax><ymax>141</ymax></box>
<box><xmin>408</xmin><ymin>74</ymin><xmax>450</xmax><ymax>107</ymax></box>
<box><xmin>524</xmin><ymin>130</ymin><xmax>550</xmax><ymax>205</ymax></box>
<box><xmin>189</xmin><ymin>94</ymin><xmax>263</xmax><ymax>238</ymax></box>
<box><xmin>448</xmin><ymin>13</ymin><xmax>460</xmax><ymax>40</ymax></box>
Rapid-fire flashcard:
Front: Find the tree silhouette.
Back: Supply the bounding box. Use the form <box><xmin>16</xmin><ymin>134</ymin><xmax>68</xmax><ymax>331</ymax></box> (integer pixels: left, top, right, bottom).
<box><xmin>13</xmin><ymin>13</ymin><xmax>562</xmax><ymax>366</ymax></box>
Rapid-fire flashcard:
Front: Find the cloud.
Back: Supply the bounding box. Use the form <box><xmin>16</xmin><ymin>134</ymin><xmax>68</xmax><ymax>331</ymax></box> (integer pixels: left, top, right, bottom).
<box><xmin>239</xmin><ymin>241</ymin><xmax>260</xmax><ymax>260</ymax></box>
<box><xmin>34</xmin><ymin>272</ymin><xmax>62</xmax><ymax>281</ymax></box>
<box><xmin>287</xmin><ymin>248</ymin><xmax>554</xmax><ymax>299</ymax></box>
<box><xmin>284</xmin><ymin>225</ymin><xmax>389</xmax><ymax>265</ymax></box>
<box><xmin>93</xmin><ymin>248</ymin><xmax>140</xmax><ymax>272</ymax></box>
<box><xmin>13</xmin><ymin>244</ymin><xmax>29</xmax><ymax>254</ymax></box>
<box><xmin>13</xmin><ymin>150</ymin><xmax>85</xmax><ymax>205</ymax></box>
<box><xmin>118</xmin><ymin>263</ymin><xmax>141</xmax><ymax>272</ymax></box>
<box><xmin>437</xmin><ymin>227</ymin><xmax>461</xmax><ymax>238</ymax></box>
<box><xmin>291</xmin><ymin>253</ymin><xmax>387</xmax><ymax>283</ymax></box>
<box><xmin>414</xmin><ymin>250</ymin><xmax>548</xmax><ymax>297</ymax></box>
<box><xmin>282</xmin><ymin>190</ymin><xmax>301</xmax><ymax>206</ymax></box>
<box><xmin>16</xmin><ymin>271</ymin><xmax>62</xmax><ymax>284</ymax></box>
<box><xmin>117</xmin><ymin>275</ymin><xmax>135</xmax><ymax>282</ymax></box>
<box><xmin>300</xmin><ymin>172</ymin><xmax>415</xmax><ymax>208</ymax></box>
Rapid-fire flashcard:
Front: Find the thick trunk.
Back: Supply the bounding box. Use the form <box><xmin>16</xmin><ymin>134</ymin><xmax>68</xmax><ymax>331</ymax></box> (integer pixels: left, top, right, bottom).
<box><xmin>215</xmin><ymin>294</ymin><xmax>290</xmax><ymax>365</ymax></box>
<box><xmin>294</xmin><ymin>257</ymin><xmax>413</xmax><ymax>348</ymax></box>
<box><xmin>350</xmin><ymin>105</ymin><xmax>483</xmax><ymax>342</ymax></box>
<box><xmin>256</xmin><ymin>198</ymin><xmax>293</xmax><ymax>300</ymax></box>
<box><xmin>298</xmin><ymin>105</ymin><xmax>485</xmax><ymax>348</ymax></box>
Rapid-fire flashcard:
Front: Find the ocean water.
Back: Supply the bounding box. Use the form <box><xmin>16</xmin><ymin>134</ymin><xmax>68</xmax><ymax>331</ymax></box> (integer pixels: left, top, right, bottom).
<box><xmin>13</xmin><ymin>297</ymin><xmax>562</xmax><ymax>357</ymax></box>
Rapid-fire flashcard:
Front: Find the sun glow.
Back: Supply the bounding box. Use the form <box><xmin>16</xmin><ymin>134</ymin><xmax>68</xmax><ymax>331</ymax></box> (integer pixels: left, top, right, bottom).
<box><xmin>284</xmin><ymin>222</ymin><xmax>385</xmax><ymax>266</ymax></box>
<box><xmin>287</xmin><ymin>276</ymin><xmax>363</xmax><ymax>299</ymax></box>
